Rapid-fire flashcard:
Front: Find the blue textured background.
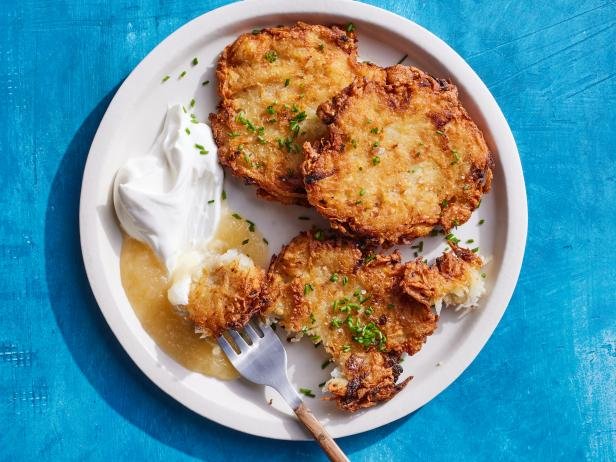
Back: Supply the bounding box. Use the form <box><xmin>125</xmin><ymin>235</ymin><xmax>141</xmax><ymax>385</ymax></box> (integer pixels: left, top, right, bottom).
<box><xmin>1</xmin><ymin>0</ymin><xmax>615</xmax><ymax>460</ymax></box>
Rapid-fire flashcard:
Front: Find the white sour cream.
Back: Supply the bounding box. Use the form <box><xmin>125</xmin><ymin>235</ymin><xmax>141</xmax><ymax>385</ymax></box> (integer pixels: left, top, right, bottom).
<box><xmin>113</xmin><ymin>104</ymin><xmax>223</xmax><ymax>305</ymax></box>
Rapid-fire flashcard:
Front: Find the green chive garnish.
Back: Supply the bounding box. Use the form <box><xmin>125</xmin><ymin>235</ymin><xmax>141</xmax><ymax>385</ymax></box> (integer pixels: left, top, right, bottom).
<box><xmin>264</xmin><ymin>50</ymin><xmax>278</xmax><ymax>63</ymax></box>
<box><xmin>299</xmin><ymin>388</ymin><xmax>315</xmax><ymax>398</ymax></box>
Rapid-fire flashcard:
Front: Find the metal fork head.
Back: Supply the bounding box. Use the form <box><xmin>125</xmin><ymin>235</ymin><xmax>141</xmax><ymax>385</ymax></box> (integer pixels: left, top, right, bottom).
<box><xmin>218</xmin><ymin>320</ymin><xmax>293</xmax><ymax>391</ymax></box>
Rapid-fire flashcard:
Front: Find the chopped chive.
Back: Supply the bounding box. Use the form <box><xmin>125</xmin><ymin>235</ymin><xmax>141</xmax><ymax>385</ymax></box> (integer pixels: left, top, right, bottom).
<box><xmin>350</xmin><ymin>139</ymin><xmax>358</xmax><ymax>149</ymax></box>
<box><xmin>232</xmin><ymin>213</ymin><xmax>242</xmax><ymax>220</ymax></box>
<box><xmin>342</xmin><ymin>275</ymin><xmax>348</xmax><ymax>286</ymax></box>
<box><xmin>202</xmin><ymin>80</ymin><xmax>210</xmax><ymax>86</ymax></box>
<box><xmin>246</xmin><ymin>220</ymin><xmax>255</xmax><ymax>232</ymax></box>
<box><xmin>342</xmin><ymin>344</ymin><xmax>351</xmax><ymax>353</ymax></box>
<box><xmin>192</xmin><ymin>57</ymin><xmax>199</xmax><ymax>66</ymax></box>
<box><xmin>262</xmin><ymin>237</ymin><xmax>269</xmax><ymax>245</ymax></box>
<box><xmin>314</xmin><ymin>230</ymin><xmax>324</xmax><ymax>241</ymax></box>
<box><xmin>364</xmin><ymin>254</ymin><xmax>376</xmax><ymax>264</ymax></box>
<box><xmin>199</xmin><ymin>150</ymin><xmax>209</xmax><ymax>155</ymax></box>
<box><xmin>194</xmin><ymin>143</ymin><xmax>205</xmax><ymax>150</ymax></box>
<box><xmin>359</xmin><ymin>188</ymin><xmax>366</xmax><ymax>196</ymax></box>
<box><xmin>298</xmin><ymin>216</ymin><xmax>310</xmax><ymax>220</ymax></box>
<box><xmin>330</xmin><ymin>273</ymin><xmax>339</xmax><ymax>282</ymax></box>
<box><xmin>481</xmin><ymin>272</ymin><xmax>487</xmax><ymax>278</ymax></box>
<box><xmin>266</xmin><ymin>104</ymin><xmax>276</xmax><ymax>115</ymax></box>
<box><xmin>472</xmin><ymin>247</ymin><xmax>479</xmax><ymax>253</ymax></box>
<box><xmin>451</xmin><ymin>149</ymin><xmax>460</xmax><ymax>164</ymax></box>
<box><xmin>190</xmin><ymin>98</ymin><xmax>195</xmax><ymax>108</ymax></box>
<box><xmin>396</xmin><ymin>54</ymin><xmax>408</xmax><ymax>65</ymax></box>
<box><xmin>304</xmin><ymin>283</ymin><xmax>314</xmax><ymax>295</ymax></box>
<box><xmin>185</xmin><ymin>128</ymin><xmax>191</xmax><ymax>135</ymax></box>
<box><xmin>207</xmin><ymin>199</ymin><xmax>215</xmax><ymax>204</ymax></box>
<box><xmin>299</xmin><ymin>388</ymin><xmax>315</xmax><ymax>398</ymax></box>
<box><xmin>387</xmin><ymin>303</ymin><xmax>395</xmax><ymax>309</ymax></box>
<box><xmin>478</xmin><ymin>219</ymin><xmax>485</xmax><ymax>225</ymax></box>
<box><xmin>251</xmin><ymin>28</ymin><xmax>261</xmax><ymax>35</ymax></box>
<box><xmin>436</xmin><ymin>130</ymin><xmax>444</xmax><ymax>135</ymax></box>
<box><xmin>372</xmin><ymin>156</ymin><xmax>381</xmax><ymax>165</ymax></box>
<box><xmin>264</xmin><ymin>50</ymin><xmax>278</xmax><ymax>62</ymax></box>
<box><xmin>228</xmin><ymin>132</ymin><xmax>240</xmax><ymax>138</ymax></box>
<box><xmin>242</xmin><ymin>239</ymin><xmax>249</xmax><ymax>245</ymax></box>
<box><xmin>284</xmin><ymin>78</ymin><xmax>290</xmax><ymax>87</ymax></box>
<box><xmin>441</xmin><ymin>199</ymin><xmax>449</xmax><ymax>208</ymax></box>
<box><xmin>370</xmin><ymin>127</ymin><xmax>379</xmax><ymax>134</ymax></box>
<box><xmin>318</xmin><ymin>381</ymin><xmax>327</xmax><ymax>388</ymax></box>
<box><xmin>466</xmin><ymin>239</ymin><xmax>475</xmax><ymax>244</ymax></box>
<box><xmin>179</xmin><ymin>70</ymin><xmax>187</xmax><ymax>79</ymax></box>
<box><xmin>430</xmin><ymin>229</ymin><xmax>439</xmax><ymax>237</ymax></box>
<box><xmin>445</xmin><ymin>233</ymin><xmax>461</xmax><ymax>244</ymax></box>
<box><xmin>321</xmin><ymin>358</ymin><xmax>332</xmax><ymax>369</ymax></box>
<box><xmin>372</xmin><ymin>141</ymin><xmax>380</xmax><ymax>148</ymax></box>
<box><xmin>289</xmin><ymin>111</ymin><xmax>307</xmax><ymax>137</ymax></box>
<box><xmin>161</xmin><ymin>75</ymin><xmax>170</xmax><ymax>83</ymax></box>
<box><xmin>346</xmin><ymin>23</ymin><xmax>356</xmax><ymax>32</ymax></box>
<box><xmin>317</xmin><ymin>43</ymin><xmax>325</xmax><ymax>52</ymax></box>
<box><xmin>221</xmin><ymin>190</ymin><xmax>227</xmax><ymax>200</ymax></box>
<box><xmin>330</xmin><ymin>318</ymin><xmax>343</xmax><ymax>328</ymax></box>
<box><xmin>182</xmin><ymin>106</ymin><xmax>187</xmax><ymax>113</ymax></box>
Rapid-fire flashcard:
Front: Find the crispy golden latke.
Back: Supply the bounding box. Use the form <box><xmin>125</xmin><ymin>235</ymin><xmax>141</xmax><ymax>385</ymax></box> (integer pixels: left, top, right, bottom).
<box><xmin>259</xmin><ymin>231</ymin><xmax>483</xmax><ymax>411</ymax></box>
<box><xmin>303</xmin><ymin>65</ymin><xmax>493</xmax><ymax>245</ymax></box>
<box><xmin>210</xmin><ymin>22</ymin><xmax>382</xmax><ymax>205</ymax></box>
<box><xmin>186</xmin><ymin>253</ymin><xmax>265</xmax><ymax>338</ymax></box>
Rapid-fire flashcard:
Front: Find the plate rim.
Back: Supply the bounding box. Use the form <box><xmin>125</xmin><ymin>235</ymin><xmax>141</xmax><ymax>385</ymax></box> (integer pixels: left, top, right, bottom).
<box><xmin>79</xmin><ymin>0</ymin><xmax>527</xmax><ymax>440</ymax></box>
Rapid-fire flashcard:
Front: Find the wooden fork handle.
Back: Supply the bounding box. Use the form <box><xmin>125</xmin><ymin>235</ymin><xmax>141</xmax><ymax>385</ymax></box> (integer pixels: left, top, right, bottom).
<box><xmin>294</xmin><ymin>403</ymin><xmax>349</xmax><ymax>462</ymax></box>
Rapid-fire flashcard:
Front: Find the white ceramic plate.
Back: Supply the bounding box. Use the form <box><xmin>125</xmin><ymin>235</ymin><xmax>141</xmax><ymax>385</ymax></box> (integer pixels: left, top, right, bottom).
<box><xmin>79</xmin><ymin>0</ymin><xmax>527</xmax><ymax>440</ymax></box>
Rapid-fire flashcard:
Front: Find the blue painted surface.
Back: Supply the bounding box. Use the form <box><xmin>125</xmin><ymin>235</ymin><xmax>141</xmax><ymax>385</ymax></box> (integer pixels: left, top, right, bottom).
<box><xmin>1</xmin><ymin>0</ymin><xmax>614</xmax><ymax>460</ymax></box>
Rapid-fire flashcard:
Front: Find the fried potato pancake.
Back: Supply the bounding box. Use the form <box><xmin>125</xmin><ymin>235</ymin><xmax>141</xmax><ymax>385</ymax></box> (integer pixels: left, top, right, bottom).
<box><xmin>259</xmin><ymin>231</ymin><xmax>483</xmax><ymax>411</ymax></box>
<box><xmin>185</xmin><ymin>251</ymin><xmax>265</xmax><ymax>338</ymax></box>
<box><xmin>303</xmin><ymin>65</ymin><xmax>493</xmax><ymax>245</ymax></box>
<box><xmin>210</xmin><ymin>22</ymin><xmax>382</xmax><ymax>205</ymax></box>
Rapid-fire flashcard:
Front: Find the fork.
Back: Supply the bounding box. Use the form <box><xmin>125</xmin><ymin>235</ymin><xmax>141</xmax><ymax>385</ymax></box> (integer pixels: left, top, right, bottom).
<box><xmin>218</xmin><ymin>321</ymin><xmax>349</xmax><ymax>462</ymax></box>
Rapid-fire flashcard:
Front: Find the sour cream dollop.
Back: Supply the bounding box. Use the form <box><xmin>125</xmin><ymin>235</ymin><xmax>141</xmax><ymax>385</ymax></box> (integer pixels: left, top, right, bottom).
<box><xmin>113</xmin><ymin>104</ymin><xmax>223</xmax><ymax>305</ymax></box>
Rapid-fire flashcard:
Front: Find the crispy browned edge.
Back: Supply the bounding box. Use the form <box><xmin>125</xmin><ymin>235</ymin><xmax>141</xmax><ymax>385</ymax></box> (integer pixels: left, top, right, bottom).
<box><xmin>209</xmin><ymin>22</ymin><xmax>363</xmax><ymax>206</ymax></box>
<box><xmin>303</xmin><ymin>64</ymin><xmax>495</xmax><ymax>245</ymax></box>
